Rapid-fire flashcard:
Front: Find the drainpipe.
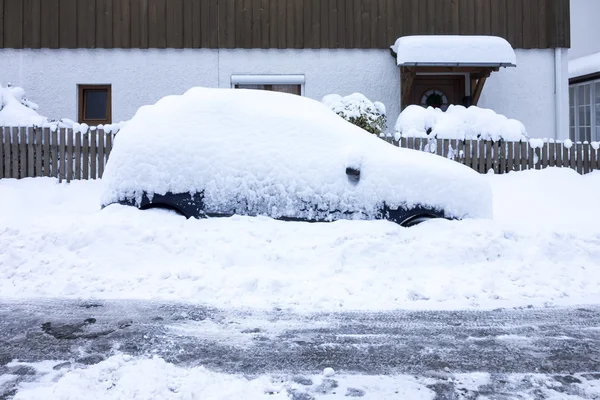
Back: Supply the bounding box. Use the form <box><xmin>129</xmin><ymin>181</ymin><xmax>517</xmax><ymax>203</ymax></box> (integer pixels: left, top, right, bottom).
<box><xmin>554</xmin><ymin>48</ymin><xmax>563</xmax><ymax>140</ymax></box>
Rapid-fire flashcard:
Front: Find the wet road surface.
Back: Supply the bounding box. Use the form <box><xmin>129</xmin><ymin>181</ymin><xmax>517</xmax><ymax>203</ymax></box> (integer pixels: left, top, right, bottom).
<box><xmin>2</xmin><ymin>299</ymin><xmax>600</xmax><ymax>398</ymax></box>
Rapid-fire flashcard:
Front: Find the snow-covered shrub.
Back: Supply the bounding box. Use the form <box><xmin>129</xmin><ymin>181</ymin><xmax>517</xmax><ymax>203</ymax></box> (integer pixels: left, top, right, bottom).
<box><xmin>395</xmin><ymin>104</ymin><xmax>528</xmax><ymax>142</ymax></box>
<box><xmin>322</xmin><ymin>93</ymin><xmax>387</xmax><ymax>136</ymax></box>
<box><xmin>0</xmin><ymin>83</ymin><xmax>49</xmax><ymax>127</ymax></box>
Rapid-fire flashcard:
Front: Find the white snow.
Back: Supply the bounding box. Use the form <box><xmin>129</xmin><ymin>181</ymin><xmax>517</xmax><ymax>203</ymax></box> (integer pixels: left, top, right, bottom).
<box><xmin>568</xmin><ymin>51</ymin><xmax>600</xmax><ymax>79</ymax></box>
<box><xmin>394</xmin><ymin>104</ymin><xmax>528</xmax><ymax>141</ymax></box>
<box><xmin>9</xmin><ymin>354</ymin><xmax>600</xmax><ymax>399</ymax></box>
<box><xmin>1</xmin><ymin>168</ymin><xmax>600</xmax><ymax>311</ymax></box>
<box><xmin>391</xmin><ymin>35</ymin><xmax>516</xmax><ymax>67</ymax></box>
<box><xmin>9</xmin><ymin>355</ymin><xmax>436</xmax><ymax>400</ymax></box>
<box><xmin>0</xmin><ymin>84</ymin><xmax>48</xmax><ymax>127</ymax></box>
<box><xmin>101</xmin><ymin>87</ymin><xmax>491</xmax><ymax>221</ymax></box>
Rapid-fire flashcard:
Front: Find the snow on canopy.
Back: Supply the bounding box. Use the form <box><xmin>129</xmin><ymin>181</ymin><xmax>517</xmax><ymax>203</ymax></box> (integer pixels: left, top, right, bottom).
<box><xmin>569</xmin><ymin>51</ymin><xmax>600</xmax><ymax>79</ymax></box>
<box><xmin>395</xmin><ymin>104</ymin><xmax>527</xmax><ymax>141</ymax></box>
<box><xmin>101</xmin><ymin>87</ymin><xmax>492</xmax><ymax>220</ymax></box>
<box><xmin>391</xmin><ymin>35</ymin><xmax>517</xmax><ymax>67</ymax></box>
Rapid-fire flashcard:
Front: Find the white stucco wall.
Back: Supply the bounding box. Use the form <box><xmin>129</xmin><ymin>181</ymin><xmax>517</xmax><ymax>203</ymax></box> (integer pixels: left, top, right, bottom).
<box><xmin>0</xmin><ymin>48</ymin><xmax>399</xmax><ymax>126</ymax></box>
<box><xmin>1</xmin><ymin>47</ymin><xmax>565</xmax><ymax>138</ymax></box>
<box><xmin>479</xmin><ymin>49</ymin><xmax>569</xmax><ymax>140</ymax></box>
<box><xmin>569</xmin><ymin>0</ymin><xmax>600</xmax><ymax>60</ymax></box>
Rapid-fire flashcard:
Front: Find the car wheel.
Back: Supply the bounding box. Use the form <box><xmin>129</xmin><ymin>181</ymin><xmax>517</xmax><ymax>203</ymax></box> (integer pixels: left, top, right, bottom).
<box><xmin>139</xmin><ymin>203</ymin><xmax>185</xmax><ymax>217</ymax></box>
<box><xmin>400</xmin><ymin>213</ymin><xmax>442</xmax><ymax>227</ymax></box>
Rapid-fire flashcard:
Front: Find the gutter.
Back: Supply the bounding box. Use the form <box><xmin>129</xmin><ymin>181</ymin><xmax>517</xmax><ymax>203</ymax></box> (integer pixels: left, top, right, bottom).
<box><xmin>554</xmin><ymin>48</ymin><xmax>562</xmax><ymax>140</ymax></box>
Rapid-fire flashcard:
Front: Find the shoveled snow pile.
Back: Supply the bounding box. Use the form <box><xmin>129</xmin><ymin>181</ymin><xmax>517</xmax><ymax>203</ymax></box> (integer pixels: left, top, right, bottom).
<box><xmin>391</xmin><ymin>35</ymin><xmax>516</xmax><ymax>67</ymax></box>
<box><xmin>569</xmin><ymin>51</ymin><xmax>600</xmax><ymax>79</ymax></box>
<box><xmin>395</xmin><ymin>104</ymin><xmax>528</xmax><ymax>141</ymax></box>
<box><xmin>1</xmin><ymin>168</ymin><xmax>600</xmax><ymax>311</ymax></box>
<box><xmin>5</xmin><ymin>354</ymin><xmax>446</xmax><ymax>399</ymax></box>
<box><xmin>10</xmin><ymin>354</ymin><xmax>600</xmax><ymax>399</ymax></box>
<box><xmin>322</xmin><ymin>93</ymin><xmax>387</xmax><ymax>135</ymax></box>
<box><xmin>102</xmin><ymin>87</ymin><xmax>491</xmax><ymax>221</ymax></box>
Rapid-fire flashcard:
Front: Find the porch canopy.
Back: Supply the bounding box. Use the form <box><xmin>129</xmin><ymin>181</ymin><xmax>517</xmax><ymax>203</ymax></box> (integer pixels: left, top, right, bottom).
<box><xmin>391</xmin><ymin>35</ymin><xmax>517</xmax><ymax>107</ymax></box>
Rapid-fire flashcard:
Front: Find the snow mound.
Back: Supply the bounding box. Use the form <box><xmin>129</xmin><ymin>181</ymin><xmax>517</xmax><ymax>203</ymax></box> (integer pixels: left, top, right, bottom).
<box><xmin>102</xmin><ymin>87</ymin><xmax>492</xmax><ymax>221</ymax></box>
<box><xmin>395</xmin><ymin>105</ymin><xmax>528</xmax><ymax>141</ymax></box>
<box><xmin>2</xmin><ymin>169</ymin><xmax>600</xmax><ymax>311</ymax></box>
<box><xmin>569</xmin><ymin>51</ymin><xmax>600</xmax><ymax>79</ymax></box>
<box><xmin>322</xmin><ymin>92</ymin><xmax>386</xmax><ymax>135</ymax></box>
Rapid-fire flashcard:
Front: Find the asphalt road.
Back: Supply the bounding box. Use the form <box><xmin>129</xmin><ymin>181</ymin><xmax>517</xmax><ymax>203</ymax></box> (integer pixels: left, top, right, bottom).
<box><xmin>2</xmin><ymin>300</ymin><xmax>600</xmax><ymax>399</ymax></box>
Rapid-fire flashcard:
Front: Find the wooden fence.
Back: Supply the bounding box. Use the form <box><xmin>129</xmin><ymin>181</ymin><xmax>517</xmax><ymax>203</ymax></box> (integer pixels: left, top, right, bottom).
<box><xmin>0</xmin><ymin>126</ymin><xmax>114</xmax><ymax>182</ymax></box>
<box><xmin>382</xmin><ymin>136</ymin><xmax>600</xmax><ymax>175</ymax></box>
<box><xmin>1</xmin><ymin>126</ymin><xmax>599</xmax><ymax>181</ymax></box>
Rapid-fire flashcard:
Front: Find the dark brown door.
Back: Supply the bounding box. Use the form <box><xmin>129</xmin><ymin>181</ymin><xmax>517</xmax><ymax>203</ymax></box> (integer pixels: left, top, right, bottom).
<box><xmin>411</xmin><ymin>75</ymin><xmax>466</xmax><ymax>110</ymax></box>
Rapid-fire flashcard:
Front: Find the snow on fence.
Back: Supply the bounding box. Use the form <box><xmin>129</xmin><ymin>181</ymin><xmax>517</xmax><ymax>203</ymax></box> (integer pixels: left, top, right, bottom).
<box><xmin>1</xmin><ymin>126</ymin><xmax>599</xmax><ymax>181</ymax></box>
<box><xmin>0</xmin><ymin>126</ymin><xmax>114</xmax><ymax>182</ymax></box>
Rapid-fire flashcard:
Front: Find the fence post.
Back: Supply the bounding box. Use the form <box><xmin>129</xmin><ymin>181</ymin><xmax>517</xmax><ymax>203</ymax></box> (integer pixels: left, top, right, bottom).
<box><xmin>75</xmin><ymin>130</ymin><xmax>81</xmax><ymax>180</ymax></box>
<box><xmin>0</xmin><ymin>127</ymin><xmax>4</xmax><ymax>178</ymax></box>
<box><xmin>98</xmin><ymin>129</ymin><xmax>105</xmax><ymax>178</ymax></box>
<box><xmin>583</xmin><ymin>143</ymin><xmax>590</xmax><ymax>174</ymax></box>
<box><xmin>35</xmin><ymin>128</ymin><xmax>42</xmax><ymax>177</ymax></box>
<box><xmin>67</xmin><ymin>128</ymin><xmax>74</xmax><ymax>182</ymax></box>
<box><xmin>42</xmin><ymin>128</ymin><xmax>51</xmax><ymax>177</ymax></box>
<box><xmin>90</xmin><ymin>129</ymin><xmax>97</xmax><ymax>179</ymax></box>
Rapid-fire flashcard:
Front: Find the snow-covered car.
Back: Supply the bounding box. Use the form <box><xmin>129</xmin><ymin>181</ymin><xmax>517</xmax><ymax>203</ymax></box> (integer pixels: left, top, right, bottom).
<box><xmin>101</xmin><ymin>88</ymin><xmax>492</xmax><ymax>226</ymax></box>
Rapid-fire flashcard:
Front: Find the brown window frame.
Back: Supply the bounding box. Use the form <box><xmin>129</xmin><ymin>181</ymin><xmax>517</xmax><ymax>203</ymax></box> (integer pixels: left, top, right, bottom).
<box><xmin>78</xmin><ymin>84</ymin><xmax>112</xmax><ymax>125</ymax></box>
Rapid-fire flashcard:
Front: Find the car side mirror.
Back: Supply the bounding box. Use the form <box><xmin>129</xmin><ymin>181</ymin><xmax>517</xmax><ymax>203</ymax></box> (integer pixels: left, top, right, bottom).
<box><xmin>346</xmin><ymin>166</ymin><xmax>360</xmax><ymax>182</ymax></box>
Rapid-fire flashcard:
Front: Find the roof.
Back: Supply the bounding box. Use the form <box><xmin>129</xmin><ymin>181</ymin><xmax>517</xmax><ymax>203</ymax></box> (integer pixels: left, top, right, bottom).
<box><xmin>569</xmin><ymin>52</ymin><xmax>600</xmax><ymax>81</ymax></box>
<box><xmin>391</xmin><ymin>36</ymin><xmax>517</xmax><ymax>68</ymax></box>
<box><xmin>0</xmin><ymin>0</ymin><xmax>571</xmax><ymax>50</ymax></box>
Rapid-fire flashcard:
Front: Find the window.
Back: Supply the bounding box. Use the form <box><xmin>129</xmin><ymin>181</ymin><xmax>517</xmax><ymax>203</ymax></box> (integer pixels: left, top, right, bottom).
<box><xmin>230</xmin><ymin>75</ymin><xmax>305</xmax><ymax>96</ymax></box>
<box><xmin>569</xmin><ymin>79</ymin><xmax>600</xmax><ymax>142</ymax></box>
<box><xmin>78</xmin><ymin>84</ymin><xmax>112</xmax><ymax>125</ymax></box>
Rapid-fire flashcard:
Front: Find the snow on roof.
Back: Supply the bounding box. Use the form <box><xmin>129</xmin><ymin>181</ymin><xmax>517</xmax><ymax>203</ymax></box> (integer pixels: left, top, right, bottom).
<box><xmin>391</xmin><ymin>35</ymin><xmax>517</xmax><ymax>67</ymax></box>
<box><xmin>569</xmin><ymin>51</ymin><xmax>600</xmax><ymax>79</ymax></box>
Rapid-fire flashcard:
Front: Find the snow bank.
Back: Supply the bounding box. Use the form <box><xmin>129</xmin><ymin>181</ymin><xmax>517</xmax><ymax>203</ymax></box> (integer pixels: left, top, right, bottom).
<box><xmin>322</xmin><ymin>92</ymin><xmax>386</xmax><ymax>135</ymax></box>
<box><xmin>569</xmin><ymin>51</ymin><xmax>600</xmax><ymax>79</ymax></box>
<box><xmin>395</xmin><ymin>104</ymin><xmax>528</xmax><ymax>141</ymax></box>
<box><xmin>102</xmin><ymin>87</ymin><xmax>492</xmax><ymax>221</ymax></box>
<box><xmin>391</xmin><ymin>35</ymin><xmax>516</xmax><ymax>67</ymax></box>
<box><xmin>2</xmin><ymin>168</ymin><xmax>600</xmax><ymax>311</ymax></box>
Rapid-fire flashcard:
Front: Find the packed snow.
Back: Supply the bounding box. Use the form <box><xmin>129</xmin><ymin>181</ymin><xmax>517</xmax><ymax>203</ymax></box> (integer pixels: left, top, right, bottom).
<box><xmin>101</xmin><ymin>87</ymin><xmax>492</xmax><ymax>221</ymax></box>
<box><xmin>395</xmin><ymin>104</ymin><xmax>528</xmax><ymax>141</ymax></box>
<box><xmin>391</xmin><ymin>35</ymin><xmax>516</xmax><ymax>67</ymax></box>
<box><xmin>1</xmin><ymin>168</ymin><xmax>600</xmax><ymax>311</ymax></box>
<box><xmin>322</xmin><ymin>93</ymin><xmax>387</xmax><ymax>135</ymax></box>
<box><xmin>568</xmin><ymin>51</ymin><xmax>600</xmax><ymax>79</ymax></box>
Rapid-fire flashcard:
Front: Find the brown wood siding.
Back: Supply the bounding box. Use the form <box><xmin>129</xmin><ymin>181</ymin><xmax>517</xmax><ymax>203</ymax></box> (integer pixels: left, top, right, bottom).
<box><xmin>0</xmin><ymin>0</ymin><xmax>571</xmax><ymax>49</ymax></box>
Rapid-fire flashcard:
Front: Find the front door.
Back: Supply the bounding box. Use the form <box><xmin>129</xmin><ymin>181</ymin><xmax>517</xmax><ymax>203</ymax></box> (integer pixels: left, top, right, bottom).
<box><xmin>411</xmin><ymin>75</ymin><xmax>466</xmax><ymax>110</ymax></box>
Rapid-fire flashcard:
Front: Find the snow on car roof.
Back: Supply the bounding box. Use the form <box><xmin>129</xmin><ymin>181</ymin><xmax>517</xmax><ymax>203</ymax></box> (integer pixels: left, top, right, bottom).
<box><xmin>391</xmin><ymin>35</ymin><xmax>517</xmax><ymax>67</ymax></box>
<box><xmin>101</xmin><ymin>87</ymin><xmax>492</xmax><ymax>220</ymax></box>
<box><xmin>569</xmin><ymin>51</ymin><xmax>600</xmax><ymax>79</ymax></box>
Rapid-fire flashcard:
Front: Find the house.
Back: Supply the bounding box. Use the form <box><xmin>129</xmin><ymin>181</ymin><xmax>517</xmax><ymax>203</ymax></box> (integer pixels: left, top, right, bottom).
<box><xmin>0</xmin><ymin>0</ymin><xmax>570</xmax><ymax>139</ymax></box>
<box><xmin>568</xmin><ymin>0</ymin><xmax>600</xmax><ymax>143</ymax></box>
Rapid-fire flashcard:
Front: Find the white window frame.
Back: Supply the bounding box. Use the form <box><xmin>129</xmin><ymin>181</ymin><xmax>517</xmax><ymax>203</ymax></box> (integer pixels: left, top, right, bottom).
<box><xmin>230</xmin><ymin>74</ymin><xmax>305</xmax><ymax>96</ymax></box>
<box><xmin>569</xmin><ymin>78</ymin><xmax>600</xmax><ymax>142</ymax></box>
